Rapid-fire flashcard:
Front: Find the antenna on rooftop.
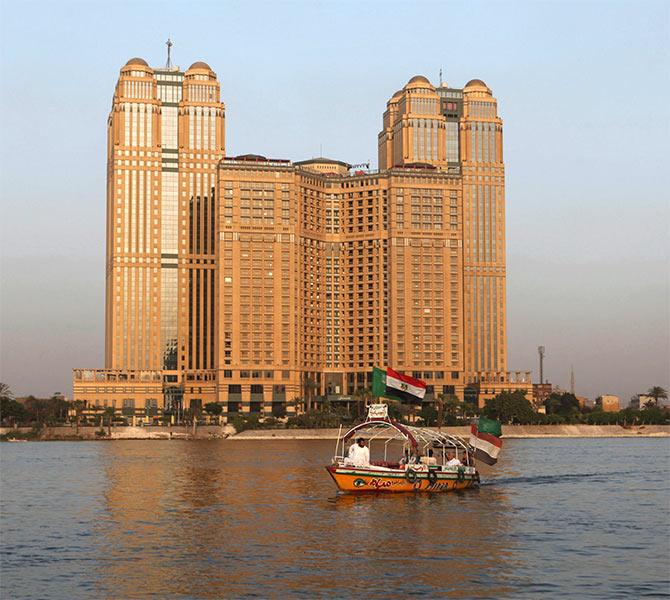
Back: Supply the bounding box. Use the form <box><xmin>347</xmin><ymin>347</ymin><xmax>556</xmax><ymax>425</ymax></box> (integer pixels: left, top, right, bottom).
<box><xmin>439</xmin><ymin>67</ymin><xmax>443</xmax><ymax>87</ymax></box>
<box><xmin>166</xmin><ymin>37</ymin><xmax>173</xmax><ymax>69</ymax></box>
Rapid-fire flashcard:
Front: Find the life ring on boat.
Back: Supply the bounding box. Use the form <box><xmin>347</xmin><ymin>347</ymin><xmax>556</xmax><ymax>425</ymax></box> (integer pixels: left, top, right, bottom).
<box><xmin>427</xmin><ymin>470</ymin><xmax>438</xmax><ymax>485</ymax></box>
<box><xmin>457</xmin><ymin>466</ymin><xmax>466</xmax><ymax>482</ymax></box>
<box><xmin>405</xmin><ymin>468</ymin><xmax>418</xmax><ymax>484</ymax></box>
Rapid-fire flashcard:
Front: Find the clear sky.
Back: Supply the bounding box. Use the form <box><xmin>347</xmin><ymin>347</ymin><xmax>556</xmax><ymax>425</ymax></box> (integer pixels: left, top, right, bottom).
<box><xmin>1</xmin><ymin>0</ymin><xmax>668</xmax><ymax>402</ymax></box>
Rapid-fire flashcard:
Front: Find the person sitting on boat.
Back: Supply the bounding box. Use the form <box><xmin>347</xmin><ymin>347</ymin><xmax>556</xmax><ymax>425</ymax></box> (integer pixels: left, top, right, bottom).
<box><xmin>446</xmin><ymin>451</ymin><xmax>462</xmax><ymax>467</ymax></box>
<box><xmin>420</xmin><ymin>449</ymin><xmax>437</xmax><ymax>466</ymax></box>
<box><xmin>347</xmin><ymin>437</ymin><xmax>370</xmax><ymax>467</ymax></box>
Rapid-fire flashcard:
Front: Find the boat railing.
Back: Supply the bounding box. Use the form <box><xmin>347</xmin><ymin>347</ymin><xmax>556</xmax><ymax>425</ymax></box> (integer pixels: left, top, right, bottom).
<box><xmin>332</xmin><ymin>458</ymin><xmax>476</xmax><ymax>475</ymax></box>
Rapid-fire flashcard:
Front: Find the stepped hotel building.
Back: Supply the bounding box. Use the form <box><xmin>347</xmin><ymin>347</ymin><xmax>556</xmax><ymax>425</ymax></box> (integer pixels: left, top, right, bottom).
<box><xmin>72</xmin><ymin>58</ymin><xmax>531</xmax><ymax>421</ymax></box>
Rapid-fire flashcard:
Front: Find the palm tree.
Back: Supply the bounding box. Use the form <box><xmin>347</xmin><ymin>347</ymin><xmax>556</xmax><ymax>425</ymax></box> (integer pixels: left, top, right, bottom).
<box><xmin>435</xmin><ymin>393</ymin><xmax>460</xmax><ymax>429</ymax></box>
<box><xmin>435</xmin><ymin>393</ymin><xmax>453</xmax><ymax>430</ymax></box>
<box><xmin>461</xmin><ymin>401</ymin><xmax>479</xmax><ymax>419</ymax></box>
<box><xmin>104</xmin><ymin>406</ymin><xmax>115</xmax><ymax>436</ymax></box>
<box><xmin>293</xmin><ymin>396</ymin><xmax>302</xmax><ymax>415</ymax></box>
<box><xmin>0</xmin><ymin>382</ymin><xmax>13</xmax><ymax>402</ymax></box>
<box><xmin>304</xmin><ymin>376</ymin><xmax>317</xmax><ymax>412</ymax></box>
<box><xmin>445</xmin><ymin>395</ymin><xmax>461</xmax><ymax>420</ymax></box>
<box><xmin>435</xmin><ymin>394</ymin><xmax>445</xmax><ymax>430</ymax></box>
<box><xmin>72</xmin><ymin>400</ymin><xmax>86</xmax><ymax>434</ymax></box>
<box><xmin>204</xmin><ymin>402</ymin><xmax>223</xmax><ymax>425</ymax></box>
<box><xmin>353</xmin><ymin>387</ymin><xmax>372</xmax><ymax>420</ymax></box>
<box><xmin>647</xmin><ymin>386</ymin><xmax>668</xmax><ymax>406</ymax></box>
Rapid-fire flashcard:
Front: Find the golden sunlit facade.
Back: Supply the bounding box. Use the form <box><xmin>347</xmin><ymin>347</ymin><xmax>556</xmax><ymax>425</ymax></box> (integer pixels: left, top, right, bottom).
<box><xmin>73</xmin><ymin>57</ymin><xmax>225</xmax><ymax>418</ymax></box>
<box><xmin>73</xmin><ymin>64</ymin><xmax>529</xmax><ymax>420</ymax></box>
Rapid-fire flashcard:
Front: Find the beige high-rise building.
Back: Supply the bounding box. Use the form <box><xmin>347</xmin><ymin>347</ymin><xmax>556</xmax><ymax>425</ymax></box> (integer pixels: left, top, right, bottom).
<box><xmin>73</xmin><ymin>66</ymin><xmax>529</xmax><ymax>420</ymax></box>
<box><xmin>379</xmin><ymin>76</ymin><xmax>507</xmax><ymax>375</ymax></box>
<box><xmin>73</xmin><ymin>56</ymin><xmax>225</xmax><ymax>418</ymax></box>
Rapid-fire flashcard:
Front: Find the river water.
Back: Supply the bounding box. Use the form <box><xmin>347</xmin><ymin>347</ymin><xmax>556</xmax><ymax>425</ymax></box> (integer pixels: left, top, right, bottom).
<box><xmin>1</xmin><ymin>438</ymin><xmax>668</xmax><ymax>599</ymax></box>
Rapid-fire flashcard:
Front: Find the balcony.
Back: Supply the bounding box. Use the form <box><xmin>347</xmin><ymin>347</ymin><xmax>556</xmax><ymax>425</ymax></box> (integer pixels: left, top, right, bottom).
<box><xmin>72</xmin><ymin>369</ymin><xmax>163</xmax><ymax>383</ymax></box>
<box><xmin>465</xmin><ymin>371</ymin><xmax>532</xmax><ymax>385</ymax></box>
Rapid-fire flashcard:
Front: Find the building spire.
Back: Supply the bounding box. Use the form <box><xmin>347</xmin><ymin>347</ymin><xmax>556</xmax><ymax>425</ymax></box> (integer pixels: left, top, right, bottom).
<box><xmin>166</xmin><ymin>37</ymin><xmax>173</xmax><ymax>69</ymax></box>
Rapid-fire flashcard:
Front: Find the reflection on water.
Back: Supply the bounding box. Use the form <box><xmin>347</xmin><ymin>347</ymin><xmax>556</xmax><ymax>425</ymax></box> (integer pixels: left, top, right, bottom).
<box><xmin>93</xmin><ymin>441</ymin><xmax>519</xmax><ymax>598</ymax></box>
<box><xmin>1</xmin><ymin>438</ymin><xmax>669</xmax><ymax>599</ymax></box>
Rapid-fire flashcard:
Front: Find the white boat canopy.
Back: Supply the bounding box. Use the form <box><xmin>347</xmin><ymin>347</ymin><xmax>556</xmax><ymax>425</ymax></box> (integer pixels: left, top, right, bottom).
<box><xmin>340</xmin><ymin>404</ymin><xmax>471</xmax><ymax>452</ymax></box>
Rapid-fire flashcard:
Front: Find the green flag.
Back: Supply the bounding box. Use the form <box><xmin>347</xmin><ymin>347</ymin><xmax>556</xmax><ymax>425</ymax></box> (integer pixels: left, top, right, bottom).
<box><xmin>477</xmin><ymin>416</ymin><xmax>502</xmax><ymax>438</ymax></box>
<box><xmin>371</xmin><ymin>367</ymin><xmax>386</xmax><ymax>398</ymax></box>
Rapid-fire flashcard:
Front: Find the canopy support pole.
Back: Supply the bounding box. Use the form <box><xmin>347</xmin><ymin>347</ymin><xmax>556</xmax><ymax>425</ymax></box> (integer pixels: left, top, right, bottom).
<box><xmin>335</xmin><ymin>424</ymin><xmax>342</xmax><ymax>458</ymax></box>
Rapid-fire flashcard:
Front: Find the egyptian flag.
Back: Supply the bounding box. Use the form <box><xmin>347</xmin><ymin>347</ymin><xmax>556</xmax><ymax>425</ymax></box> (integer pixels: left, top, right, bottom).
<box><xmin>470</xmin><ymin>417</ymin><xmax>503</xmax><ymax>465</ymax></box>
<box><xmin>371</xmin><ymin>367</ymin><xmax>426</xmax><ymax>404</ymax></box>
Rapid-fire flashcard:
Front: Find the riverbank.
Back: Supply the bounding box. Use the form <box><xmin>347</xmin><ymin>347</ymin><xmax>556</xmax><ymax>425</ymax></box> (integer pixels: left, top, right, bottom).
<box><xmin>1</xmin><ymin>423</ymin><xmax>668</xmax><ymax>441</ymax></box>
<box><xmin>0</xmin><ymin>425</ymin><xmax>234</xmax><ymax>441</ymax></box>
<box><xmin>231</xmin><ymin>424</ymin><xmax>670</xmax><ymax>440</ymax></box>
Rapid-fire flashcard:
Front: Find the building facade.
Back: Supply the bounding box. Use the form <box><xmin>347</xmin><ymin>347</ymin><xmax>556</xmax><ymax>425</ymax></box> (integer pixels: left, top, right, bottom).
<box><xmin>73</xmin><ymin>64</ymin><xmax>529</xmax><ymax>421</ymax></box>
<box><xmin>73</xmin><ymin>57</ymin><xmax>225</xmax><ymax>419</ymax></box>
<box><xmin>629</xmin><ymin>394</ymin><xmax>652</xmax><ymax>410</ymax></box>
<box><xmin>532</xmin><ymin>383</ymin><xmax>553</xmax><ymax>408</ymax></box>
<box><xmin>596</xmin><ymin>395</ymin><xmax>620</xmax><ymax>412</ymax></box>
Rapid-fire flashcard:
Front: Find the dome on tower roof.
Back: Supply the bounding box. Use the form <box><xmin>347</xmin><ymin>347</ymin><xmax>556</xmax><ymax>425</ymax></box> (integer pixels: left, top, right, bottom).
<box><xmin>407</xmin><ymin>75</ymin><xmax>431</xmax><ymax>85</ymax></box>
<box><xmin>188</xmin><ymin>61</ymin><xmax>212</xmax><ymax>71</ymax></box>
<box><xmin>404</xmin><ymin>75</ymin><xmax>435</xmax><ymax>92</ymax></box>
<box><xmin>125</xmin><ymin>57</ymin><xmax>149</xmax><ymax>67</ymax></box>
<box><xmin>464</xmin><ymin>78</ymin><xmax>488</xmax><ymax>89</ymax></box>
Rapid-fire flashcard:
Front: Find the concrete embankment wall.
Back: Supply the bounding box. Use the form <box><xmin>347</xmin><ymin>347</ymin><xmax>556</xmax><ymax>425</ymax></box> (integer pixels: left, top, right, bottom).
<box><xmin>502</xmin><ymin>424</ymin><xmax>669</xmax><ymax>438</ymax></box>
<box><xmin>230</xmin><ymin>424</ymin><xmax>670</xmax><ymax>440</ymax></box>
<box><xmin>2</xmin><ymin>424</ymin><xmax>668</xmax><ymax>441</ymax></box>
<box><xmin>0</xmin><ymin>425</ymin><xmax>233</xmax><ymax>440</ymax></box>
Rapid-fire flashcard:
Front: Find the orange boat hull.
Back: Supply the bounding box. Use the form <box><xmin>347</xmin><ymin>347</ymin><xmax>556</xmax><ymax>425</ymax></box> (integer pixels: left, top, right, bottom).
<box><xmin>325</xmin><ymin>465</ymin><xmax>478</xmax><ymax>493</ymax></box>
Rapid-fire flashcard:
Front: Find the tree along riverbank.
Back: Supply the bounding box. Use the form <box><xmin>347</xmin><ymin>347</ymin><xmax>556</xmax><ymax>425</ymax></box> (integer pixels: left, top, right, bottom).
<box><xmin>1</xmin><ymin>424</ymin><xmax>668</xmax><ymax>441</ymax></box>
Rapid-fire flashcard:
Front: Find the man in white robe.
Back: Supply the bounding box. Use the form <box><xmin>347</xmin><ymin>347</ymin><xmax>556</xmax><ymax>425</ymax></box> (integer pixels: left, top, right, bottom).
<box><xmin>446</xmin><ymin>451</ymin><xmax>462</xmax><ymax>466</ymax></box>
<box><xmin>347</xmin><ymin>437</ymin><xmax>370</xmax><ymax>466</ymax></box>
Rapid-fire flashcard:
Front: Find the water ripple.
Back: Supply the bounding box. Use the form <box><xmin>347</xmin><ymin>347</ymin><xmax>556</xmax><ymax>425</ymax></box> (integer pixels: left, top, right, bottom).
<box><xmin>1</xmin><ymin>438</ymin><xmax>669</xmax><ymax>599</ymax></box>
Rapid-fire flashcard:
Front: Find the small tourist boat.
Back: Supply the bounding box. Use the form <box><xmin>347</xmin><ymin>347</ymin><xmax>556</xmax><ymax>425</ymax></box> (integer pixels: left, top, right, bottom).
<box><xmin>326</xmin><ymin>404</ymin><xmax>480</xmax><ymax>493</ymax></box>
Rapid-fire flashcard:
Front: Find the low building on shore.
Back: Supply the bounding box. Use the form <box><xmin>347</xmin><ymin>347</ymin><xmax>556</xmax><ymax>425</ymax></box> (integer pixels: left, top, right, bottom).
<box><xmin>532</xmin><ymin>383</ymin><xmax>552</xmax><ymax>408</ymax></box>
<box><xmin>629</xmin><ymin>394</ymin><xmax>655</xmax><ymax>410</ymax></box>
<box><xmin>575</xmin><ymin>395</ymin><xmax>590</xmax><ymax>409</ymax></box>
<box><xmin>596</xmin><ymin>394</ymin><xmax>620</xmax><ymax>412</ymax></box>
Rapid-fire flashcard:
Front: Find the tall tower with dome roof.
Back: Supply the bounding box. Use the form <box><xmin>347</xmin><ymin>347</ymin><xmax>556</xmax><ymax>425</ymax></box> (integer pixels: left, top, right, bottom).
<box><xmin>77</xmin><ymin>54</ymin><xmax>226</xmax><ymax>415</ymax></box>
<box><xmin>379</xmin><ymin>75</ymin><xmax>508</xmax><ymax>379</ymax></box>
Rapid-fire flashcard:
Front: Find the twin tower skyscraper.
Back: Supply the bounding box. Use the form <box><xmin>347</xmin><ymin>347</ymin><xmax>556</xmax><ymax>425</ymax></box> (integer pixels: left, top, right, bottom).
<box><xmin>72</xmin><ymin>57</ymin><xmax>530</xmax><ymax>420</ymax></box>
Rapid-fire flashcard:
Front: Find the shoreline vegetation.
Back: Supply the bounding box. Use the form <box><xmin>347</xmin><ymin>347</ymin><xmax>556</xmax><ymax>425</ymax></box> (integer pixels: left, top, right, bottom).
<box><xmin>2</xmin><ymin>385</ymin><xmax>668</xmax><ymax>442</ymax></box>
<box><xmin>1</xmin><ymin>423</ymin><xmax>668</xmax><ymax>442</ymax></box>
